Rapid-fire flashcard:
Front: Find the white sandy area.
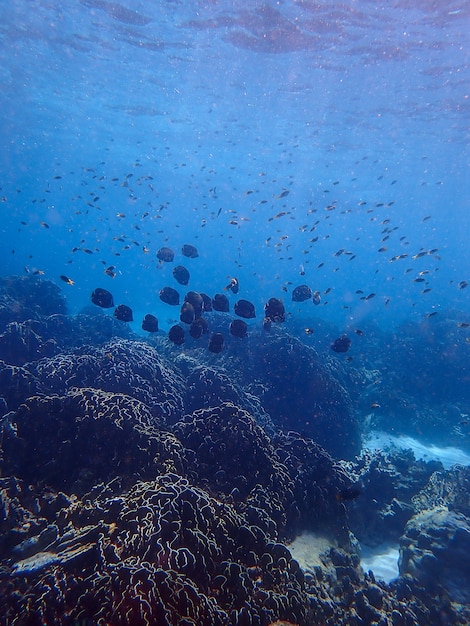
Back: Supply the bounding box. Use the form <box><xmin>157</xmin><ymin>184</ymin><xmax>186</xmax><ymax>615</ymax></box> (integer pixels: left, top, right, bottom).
<box><xmin>287</xmin><ymin>532</ymin><xmax>335</xmax><ymax>572</ymax></box>
<box><xmin>360</xmin><ymin>544</ymin><xmax>400</xmax><ymax>583</ymax></box>
<box><xmin>287</xmin><ymin>531</ymin><xmax>400</xmax><ymax>584</ymax></box>
<box><xmin>363</xmin><ymin>431</ymin><xmax>470</xmax><ymax>469</ymax></box>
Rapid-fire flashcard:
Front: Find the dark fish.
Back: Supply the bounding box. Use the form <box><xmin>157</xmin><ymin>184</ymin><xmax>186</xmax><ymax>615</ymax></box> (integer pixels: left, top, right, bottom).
<box><xmin>180</xmin><ymin>302</ymin><xmax>195</xmax><ymax>325</ymax></box>
<box><xmin>168</xmin><ymin>324</ymin><xmax>185</xmax><ymax>345</ymax></box>
<box><xmin>114</xmin><ymin>304</ymin><xmax>133</xmax><ymax>322</ymax></box>
<box><xmin>208</xmin><ymin>332</ymin><xmax>224</xmax><ymax>353</ymax></box>
<box><xmin>156</xmin><ymin>246</ymin><xmax>175</xmax><ymax>262</ymax></box>
<box><xmin>336</xmin><ymin>486</ymin><xmax>361</xmax><ymax>502</ymax></box>
<box><xmin>263</xmin><ymin>317</ymin><xmax>272</xmax><ymax>331</ymax></box>
<box><xmin>292</xmin><ymin>284</ymin><xmax>312</xmax><ymax>302</ymax></box>
<box><xmin>200</xmin><ymin>292</ymin><xmax>212</xmax><ymax>312</ymax></box>
<box><xmin>230</xmin><ymin>319</ymin><xmax>248</xmax><ymax>338</ymax></box>
<box><xmin>60</xmin><ymin>275</ymin><xmax>74</xmax><ymax>285</ymax></box>
<box><xmin>234</xmin><ymin>299</ymin><xmax>256</xmax><ymax>319</ymax></box>
<box><xmin>212</xmin><ymin>293</ymin><xmax>230</xmax><ymax>312</ymax></box>
<box><xmin>173</xmin><ymin>265</ymin><xmax>190</xmax><ymax>285</ymax></box>
<box><xmin>181</xmin><ymin>244</ymin><xmax>199</xmax><ymax>258</ymax></box>
<box><xmin>189</xmin><ymin>317</ymin><xmax>208</xmax><ymax>339</ymax></box>
<box><xmin>312</xmin><ymin>291</ymin><xmax>321</xmax><ymax>305</ymax></box>
<box><xmin>331</xmin><ymin>335</ymin><xmax>351</xmax><ymax>353</ymax></box>
<box><xmin>91</xmin><ymin>287</ymin><xmax>114</xmax><ymax>308</ymax></box>
<box><xmin>160</xmin><ymin>286</ymin><xmax>180</xmax><ymax>306</ymax></box>
<box><xmin>459</xmin><ymin>281</ymin><xmax>468</xmax><ymax>290</ymax></box>
<box><xmin>354</xmin><ymin>329</ymin><xmax>364</xmax><ymax>336</ymax></box>
<box><xmin>224</xmin><ymin>277</ymin><xmax>239</xmax><ymax>294</ymax></box>
<box><xmin>142</xmin><ymin>314</ymin><xmax>158</xmax><ymax>332</ymax></box>
<box><xmin>264</xmin><ymin>298</ymin><xmax>285</xmax><ymax>323</ymax></box>
<box><xmin>184</xmin><ymin>291</ymin><xmax>203</xmax><ymax>318</ymax></box>
<box><xmin>104</xmin><ymin>266</ymin><xmax>116</xmax><ymax>278</ymax></box>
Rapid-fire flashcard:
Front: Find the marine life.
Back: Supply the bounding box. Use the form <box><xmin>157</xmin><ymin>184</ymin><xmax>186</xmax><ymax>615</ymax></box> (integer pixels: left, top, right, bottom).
<box><xmin>230</xmin><ymin>319</ymin><xmax>248</xmax><ymax>338</ymax></box>
<box><xmin>208</xmin><ymin>332</ymin><xmax>224</xmax><ymax>353</ymax></box>
<box><xmin>114</xmin><ymin>304</ymin><xmax>133</xmax><ymax>322</ymax></box>
<box><xmin>224</xmin><ymin>277</ymin><xmax>239</xmax><ymax>294</ymax></box>
<box><xmin>142</xmin><ymin>314</ymin><xmax>158</xmax><ymax>332</ymax></box>
<box><xmin>212</xmin><ymin>293</ymin><xmax>230</xmax><ymax>312</ymax></box>
<box><xmin>312</xmin><ymin>291</ymin><xmax>321</xmax><ymax>305</ymax></box>
<box><xmin>234</xmin><ymin>299</ymin><xmax>256</xmax><ymax>319</ymax></box>
<box><xmin>181</xmin><ymin>243</ymin><xmax>199</xmax><ymax>258</ymax></box>
<box><xmin>159</xmin><ymin>286</ymin><xmax>180</xmax><ymax>306</ymax></box>
<box><xmin>168</xmin><ymin>324</ymin><xmax>185</xmax><ymax>345</ymax></box>
<box><xmin>200</xmin><ymin>292</ymin><xmax>212</xmax><ymax>312</ymax></box>
<box><xmin>172</xmin><ymin>265</ymin><xmax>190</xmax><ymax>285</ymax></box>
<box><xmin>189</xmin><ymin>317</ymin><xmax>208</xmax><ymax>338</ymax></box>
<box><xmin>180</xmin><ymin>302</ymin><xmax>195</xmax><ymax>324</ymax></box>
<box><xmin>184</xmin><ymin>291</ymin><xmax>204</xmax><ymax>318</ymax></box>
<box><xmin>60</xmin><ymin>275</ymin><xmax>74</xmax><ymax>285</ymax></box>
<box><xmin>292</xmin><ymin>284</ymin><xmax>312</xmax><ymax>302</ymax></box>
<box><xmin>331</xmin><ymin>335</ymin><xmax>351</xmax><ymax>353</ymax></box>
<box><xmin>156</xmin><ymin>246</ymin><xmax>175</xmax><ymax>262</ymax></box>
<box><xmin>91</xmin><ymin>287</ymin><xmax>114</xmax><ymax>308</ymax></box>
<box><xmin>264</xmin><ymin>298</ymin><xmax>285</xmax><ymax>323</ymax></box>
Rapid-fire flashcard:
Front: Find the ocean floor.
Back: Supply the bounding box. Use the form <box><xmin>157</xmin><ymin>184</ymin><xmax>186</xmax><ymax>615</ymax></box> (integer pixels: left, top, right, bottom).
<box><xmin>287</xmin><ymin>532</ymin><xmax>335</xmax><ymax>572</ymax></box>
<box><xmin>363</xmin><ymin>430</ymin><xmax>470</xmax><ymax>469</ymax></box>
<box><xmin>360</xmin><ymin>544</ymin><xmax>400</xmax><ymax>584</ymax></box>
<box><xmin>288</xmin><ymin>532</ymin><xmax>400</xmax><ymax>585</ymax></box>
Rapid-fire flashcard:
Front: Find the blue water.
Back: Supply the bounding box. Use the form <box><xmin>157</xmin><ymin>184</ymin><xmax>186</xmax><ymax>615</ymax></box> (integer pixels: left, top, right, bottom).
<box><xmin>1</xmin><ymin>1</ymin><xmax>468</xmax><ymax>334</ymax></box>
<box><xmin>1</xmin><ymin>4</ymin><xmax>470</xmax><ymax>623</ymax></box>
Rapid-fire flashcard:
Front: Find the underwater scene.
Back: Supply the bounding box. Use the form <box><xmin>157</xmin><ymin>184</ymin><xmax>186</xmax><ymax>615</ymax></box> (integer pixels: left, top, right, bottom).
<box><xmin>0</xmin><ymin>1</ymin><xmax>469</xmax><ymax>624</ymax></box>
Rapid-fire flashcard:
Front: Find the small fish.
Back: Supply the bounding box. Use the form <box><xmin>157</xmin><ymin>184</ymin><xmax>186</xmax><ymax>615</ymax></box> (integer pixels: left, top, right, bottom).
<box><xmin>354</xmin><ymin>329</ymin><xmax>364</xmax><ymax>336</ymax></box>
<box><xmin>168</xmin><ymin>324</ymin><xmax>185</xmax><ymax>345</ymax></box>
<box><xmin>173</xmin><ymin>265</ymin><xmax>190</xmax><ymax>286</ymax></box>
<box><xmin>458</xmin><ymin>281</ymin><xmax>468</xmax><ymax>290</ymax></box>
<box><xmin>157</xmin><ymin>247</ymin><xmax>175</xmax><ymax>263</ymax></box>
<box><xmin>114</xmin><ymin>304</ymin><xmax>133</xmax><ymax>322</ymax></box>
<box><xmin>331</xmin><ymin>335</ymin><xmax>351</xmax><ymax>353</ymax></box>
<box><xmin>264</xmin><ymin>298</ymin><xmax>285</xmax><ymax>323</ymax></box>
<box><xmin>230</xmin><ymin>319</ymin><xmax>248</xmax><ymax>338</ymax></box>
<box><xmin>208</xmin><ymin>332</ymin><xmax>224</xmax><ymax>353</ymax></box>
<box><xmin>180</xmin><ymin>302</ymin><xmax>195</xmax><ymax>325</ymax></box>
<box><xmin>60</xmin><ymin>275</ymin><xmax>74</xmax><ymax>285</ymax></box>
<box><xmin>224</xmin><ymin>277</ymin><xmax>239</xmax><ymax>294</ymax></box>
<box><xmin>181</xmin><ymin>244</ymin><xmax>199</xmax><ymax>258</ymax></box>
<box><xmin>40</xmin><ymin>221</ymin><xmax>50</xmax><ymax>228</ymax></box>
<box><xmin>457</xmin><ymin>322</ymin><xmax>470</xmax><ymax>328</ymax></box>
<box><xmin>142</xmin><ymin>314</ymin><xmax>158</xmax><ymax>333</ymax></box>
<box><xmin>304</xmin><ymin>328</ymin><xmax>315</xmax><ymax>335</ymax></box>
<box><xmin>234</xmin><ymin>299</ymin><xmax>256</xmax><ymax>319</ymax></box>
<box><xmin>160</xmin><ymin>287</ymin><xmax>180</xmax><ymax>306</ymax></box>
<box><xmin>292</xmin><ymin>284</ymin><xmax>312</xmax><ymax>302</ymax></box>
<box><xmin>104</xmin><ymin>266</ymin><xmax>116</xmax><ymax>278</ymax></box>
<box><xmin>91</xmin><ymin>287</ymin><xmax>114</xmax><ymax>308</ymax></box>
<box><xmin>212</xmin><ymin>293</ymin><xmax>230</xmax><ymax>312</ymax></box>
<box><xmin>312</xmin><ymin>291</ymin><xmax>321</xmax><ymax>306</ymax></box>
<box><xmin>370</xmin><ymin>402</ymin><xmax>381</xmax><ymax>409</ymax></box>
<box><xmin>189</xmin><ymin>317</ymin><xmax>208</xmax><ymax>339</ymax></box>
